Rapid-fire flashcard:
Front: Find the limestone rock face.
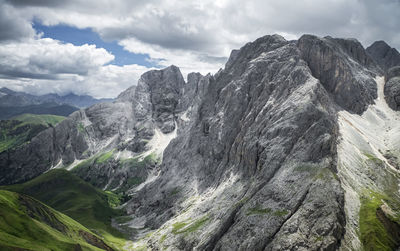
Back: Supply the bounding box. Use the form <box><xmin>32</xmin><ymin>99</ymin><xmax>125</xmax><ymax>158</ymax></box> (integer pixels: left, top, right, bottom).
<box><xmin>137</xmin><ymin>65</ymin><xmax>185</xmax><ymax>133</ymax></box>
<box><xmin>385</xmin><ymin>66</ymin><xmax>400</xmax><ymax>82</ymax></box>
<box><xmin>384</xmin><ymin>66</ymin><xmax>400</xmax><ymax>110</ymax></box>
<box><xmin>0</xmin><ymin>119</ymin><xmax>87</xmax><ymax>185</ymax></box>
<box><xmin>298</xmin><ymin>35</ymin><xmax>378</xmax><ymax>114</ymax></box>
<box><xmin>0</xmin><ymin>66</ymin><xmax>188</xmax><ymax>187</ymax></box>
<box><xmin>367</xmin><ymin>40</ymin><xmax>400</xmax><ymax>71</ymax></box>
<box><xmin>125</xmin><ymin>35</ymin><xmax>345</xmax><ymax>250</ymax></box>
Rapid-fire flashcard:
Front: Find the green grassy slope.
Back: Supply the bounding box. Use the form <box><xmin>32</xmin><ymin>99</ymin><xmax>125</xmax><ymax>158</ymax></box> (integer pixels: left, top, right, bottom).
<box><xmin>11</xmin><ymin>113</ymin><xmax>65</xmax><ymax>126</ymax></box>
<box><xmin>0</xmin><ymin>114</ymin><xmax>65</xmax><ymax>153</ymax></box>
<box><xmin>0</xmin><ymin>189</ymin><xmax>114</xmax><ymax>251</ymax></box>
<box><xmin>3</xmin><ymin>169</ymin><xmax>127</xmax><ymax>250</ymax></box>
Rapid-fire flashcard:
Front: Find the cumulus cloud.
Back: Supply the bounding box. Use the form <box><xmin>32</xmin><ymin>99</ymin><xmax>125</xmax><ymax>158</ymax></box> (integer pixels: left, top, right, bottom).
<box><xmin>0</xmin><ymin>37</ymin><xmax>150</xmax><ymax>98</ymax></box>
<box><xmin>0</xmin><ymin>63</ymin><xmax>151</xmax><ymax>99</ymax></box>
<box><xmin>1</xmin><ymin>0</ymin><xmax>400</xmax><ymax>97</ymax></box>
<box><xmin>0</xmin><ymin>38</ymin><xmax>114</xmax><ymax>78</ymax></box>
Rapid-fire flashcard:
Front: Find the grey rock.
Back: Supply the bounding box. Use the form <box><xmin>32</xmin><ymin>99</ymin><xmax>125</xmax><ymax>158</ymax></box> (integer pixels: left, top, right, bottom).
<box><xmin>366</xmin><ymin>41</ymin><xmax>400</xmax><ymax>71</ymax></box>
<box><xmin>138</xmin><ymin>65</ymin><xmax>185</xmax><ymax>133</ymax></box>
<box><xmin>0</xmin><ymin>118</ymin><xmax>87</xmax><ymax>185</ymax></box>
<box><xmin>126</xmin><ymin>35</ymin><xmax>344</xmax><ymax>250</ymax></box>
<box><xmin>298</xmin><ymin>35</ymin><xmax>377</xmax><ymax>114</ymax></box>
<box><xmin>384</xmin><ymin>76</ymin><xmax>400</xmax><ymax>110</ymax></box>
<box><xmin>385</xmin><ymin>66</ymin><xmax>400</xmax><ymax>81</ymax></box>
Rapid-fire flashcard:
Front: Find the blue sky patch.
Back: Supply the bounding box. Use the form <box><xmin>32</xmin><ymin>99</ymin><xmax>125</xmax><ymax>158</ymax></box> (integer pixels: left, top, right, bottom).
<box><xmin>33</xmin><ymin>22</ymin><xmax>156</xmax><ymax>67</ymax></box>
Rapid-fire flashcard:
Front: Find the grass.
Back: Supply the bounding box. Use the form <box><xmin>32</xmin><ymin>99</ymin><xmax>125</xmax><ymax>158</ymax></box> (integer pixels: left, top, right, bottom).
<box><xmin>273</xmin><ymin>209</ymin><xmax>289</xmax><ymax>217</ymax></box>
<box><xmin>160</xmin><ymin>234</ymin><xmax>167</xmax><ymax>244</ymax></box>
<box><xmin>359</xmin><ymin>191</ymin><xmax>399</xmax><ymax>251</ymax></box>
<box><xmin>172</xmin><ymin>221</ymin><xmax>189</xmax><ymax>234</ymax></box>
<box><xmin>172</xmin><ymin>215</ymin><xmax>210</xmax><ymax>235</ymax></box>
<box><xmin>2</xmin><ymin>169</ymin><xmax>127</xmax><ymax>250</ymax></box>
<box><xmin>314</xmin><ymin>168</ymin><xmax>339</xmax><ymax>181</ymax></box>
<box><xmin>246</xmin><ymin>204</ymin><xmax>289</xmax><ymax>217</ymax></box>
<box><xmin>246</xmin><ymin>204</ymin><xmax>272</xmax><ymax>215</ymax></box>
<box><xmin>364</xmin><ymin>152</ymin><xmax>384</xmax><ymax>165</ymax></box>
<box><xmin>77</xmin><ymin>122</ymin><xmax>85</xmax><ymax>133</ymax></box>
<box><xmin>0</xmin><ymin>189</ymin><xmax>109</xmax><ymax>251</ymax></box>
<box><xmin>11</xmin><ymin>113</ymin><xmax>65</xmax><ymax>127</ymax></box>
<box><xmin>96</xmin><ymin>150</ymin><xmax>115</xmax><ymax>164</ymax></box>
<box><xmin>0</xmin><ymin>119</ymin><xmax>44</xmax><ymax>152</ymax></box>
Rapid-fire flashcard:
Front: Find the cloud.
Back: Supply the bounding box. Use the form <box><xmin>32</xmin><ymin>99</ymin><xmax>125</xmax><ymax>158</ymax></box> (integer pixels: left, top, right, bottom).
<box><xmin>11</xmin><ymin>0</ymin><xmax>398</xmax><ymax>50</ymax></box>
<box><xmin>0</xmin><ymin>2</ymin><xmax>35</xmax><ymax>42</ymax></box>
<box><xmin>0</xmin><ymin>38</ymin><xmax>114</xmax><ymax>78</ymax></box>
<box><xmin>0</xmin><ymin>37</ymin><xmax>150</xmax><ymax>98</ymax></box>
<box><xmin>0</xmin><ymin>63</ymin><xmax>151</xmax><ymax>99</ymax></box>
<box><xmin>1</xmin><ymin>0</ymin><xmax>400</xmax><ymax>98</ymax></box>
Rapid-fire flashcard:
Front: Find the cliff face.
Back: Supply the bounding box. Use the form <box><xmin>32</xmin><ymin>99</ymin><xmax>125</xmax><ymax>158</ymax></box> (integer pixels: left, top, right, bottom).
<box><xmin>1</xmin><ymin>34</ymin><xmax>400</xmax><ymax>250</ymax></box>
<box><xmin>367</xmin><ymin>40</ymin><xmax>400</xmax><ymax>71</ymax></box>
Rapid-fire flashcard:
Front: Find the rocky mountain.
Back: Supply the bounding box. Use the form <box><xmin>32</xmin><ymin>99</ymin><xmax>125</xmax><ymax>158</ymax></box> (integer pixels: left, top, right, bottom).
<box><xmin>0</xmin><ymin>114</ymin><xmax>65</xmax><ymax>153</ymax></box>
<box><xmin>1</xmin><ymin>34</ymin><xmax>400</xmax><ymax>251</ymax></box>
<box><xmin>367</xmin><ymin>41</ymin><xmax>400</xmax><ymax>71</ymax></box>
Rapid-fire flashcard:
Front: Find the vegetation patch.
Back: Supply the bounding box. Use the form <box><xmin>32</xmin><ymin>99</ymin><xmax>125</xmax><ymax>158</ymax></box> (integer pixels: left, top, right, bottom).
<box><xmin>0</xmin><ymin>114</ymin><xmax>65</xmax><ymax>152</ymax></box>
<box><xmin>0</xmin><ymin>189</ymin><xmax>115</xmax><ymax>251</ymax></box>
<box><xmin>359</xmin><ymin>191</ymin><xmax>400</xmax><ymax>251</ymax></box>
<box><xmin>314</xmin><ymin>168</ymin><xmax>339</xmax><ymax>181</ymax></box>
<box><xmin>363</xmin><ymin>152</ymin><xmax>384</xmax><ymax>165</ymax></box>
<box><xmin>160</xmin><ymin>234</ymin><xmax>167</xmax><ymax>244</ymax></box>
<box><xmin>11</xmin><ymin>114</ymin><xmax>65</xmax><ymax>127</ymax></box>
<box><xmin>172</xmin><ymin>221</ymin><xmax>189</xmax><ymax>234</ymax></box>
<box><xmin>246</xmin><ymin>204</ymin><xmax>289</xmax><ymax>217</ymax></box>
<box><xmin>246</xmin><ymin>204</ymin><xmax>272</xmax><ymax>215</ymax></box>
<box><xmin>234</xmin><ymin>196</ymin><xmax>249</xmax><ymax>209</ymax></box>
<box><xmin>96</xmin><ymin>150</ymin><xmax>115</xmax><ymax>164</ymax></box>
<box><xmin>77</xmin><ymin>122</ymin><xmax>85</xmax><ymax>133</ymax></box>
<box><xmin>273</xmin><ymin>209</ymin><xmax>289</xmax><ymax>217</ymax></box>
<box><xmin>172</xmin><ymin>215</ymin><xmax>210</xmax><ymax>235</ymax></box>
<box><xmin>2</xmin><ymin>169</ymin><xmax>127</xmax><ymax>250</ymax></box>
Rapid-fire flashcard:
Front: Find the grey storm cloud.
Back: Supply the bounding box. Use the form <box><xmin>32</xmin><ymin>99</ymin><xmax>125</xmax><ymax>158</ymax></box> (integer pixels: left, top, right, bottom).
<box><xmin>0</xmin><ymin>2</ymin><xmax>34</xmax><ymax>42</ymax></box>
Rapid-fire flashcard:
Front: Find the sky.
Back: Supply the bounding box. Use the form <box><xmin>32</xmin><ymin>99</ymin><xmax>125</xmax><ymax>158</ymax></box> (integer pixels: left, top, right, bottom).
<box><xmin>0</xmin><ymin>0</ymin><xmax>399</xmax><ymax>98</ymax></box>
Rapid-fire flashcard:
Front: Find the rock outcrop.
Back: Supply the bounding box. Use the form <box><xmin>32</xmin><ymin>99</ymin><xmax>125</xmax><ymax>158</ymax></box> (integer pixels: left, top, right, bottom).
<box><xmin>366</xmin><ymin>40</ymin><xmax>400</xmax><ymax>71</ymax></box>
<box><xmin>384</xmin><ymin>66</ymin><xmax>400</xmax><ymax>110</ymax></box>
<box><xmin>298</xmin><ymin>35</ymin><xmax>378</xmax><ymax>114</ymax></box>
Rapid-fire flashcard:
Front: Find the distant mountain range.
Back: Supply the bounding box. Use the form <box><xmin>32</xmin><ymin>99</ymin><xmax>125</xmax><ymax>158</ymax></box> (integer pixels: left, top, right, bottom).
<box><xmin>0</xmin><ymin>88</ymin><xmax>113</xmax><ymax>119</ymax></box>
<box><xmin>0</xmin><ymin>87</ymin><xmax>113</xmax><ymax>108</ymax></box>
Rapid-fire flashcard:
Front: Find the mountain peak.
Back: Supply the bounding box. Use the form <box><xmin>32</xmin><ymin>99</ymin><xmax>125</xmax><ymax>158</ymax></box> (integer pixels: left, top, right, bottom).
<box><xmin>367</xmin><ymin>40</ymin><xmax>400</xmax><ymax>71</ymax></box>
<box><xmin>0</xmin><ymin>87</ymin><xmax>16</xmax><ymax>95</ymax></box>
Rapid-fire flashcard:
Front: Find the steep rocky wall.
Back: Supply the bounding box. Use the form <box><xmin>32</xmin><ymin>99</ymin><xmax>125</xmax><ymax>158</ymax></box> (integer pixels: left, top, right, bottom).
<box><xmin>367</xmin><ymin>41</ymin><xmax>400</xmax><ymax>71</ymax></box>
<box><xmin>298</xmin><ymin>35</ymin><xmax>378</xmax><ymax>114</ymax></box>
<box><xmin>0</xmin><ymin>118</ymin><xmax>87</xmax><ymax>185</ymax></box>
<box><xmin>126</xmin><ymin>35</ymin><xmax>345</xmax><ymax>250</ymax></box>
<box><xmin>384</xmin><ymin>66</ymin><xmax>400</xmax><ymax>111</ymax></box>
